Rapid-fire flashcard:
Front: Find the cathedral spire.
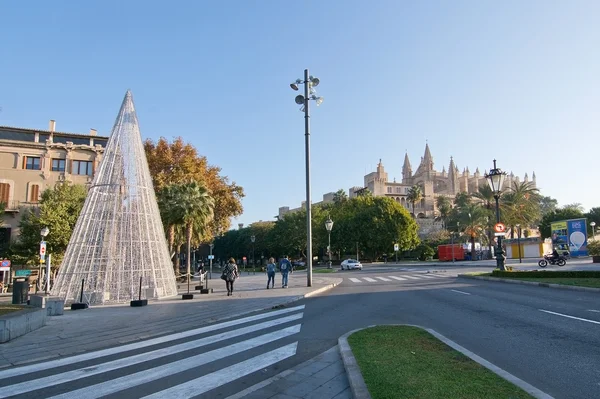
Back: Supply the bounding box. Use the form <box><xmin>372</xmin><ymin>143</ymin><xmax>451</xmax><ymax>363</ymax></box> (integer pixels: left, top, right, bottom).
<box><xmin>402</xmin><ymin>152</ymin><xmax>412</xmax><ymax>180</ymax></box>
<box><xmin>448</xmin><ymin>156</ymin><xmax>458</xmax><ymax>194</ymax></box>
<box><xmin>422</xmin><ymin>142</ymin><xmax>433</xmax><ymax>170</ymax></box>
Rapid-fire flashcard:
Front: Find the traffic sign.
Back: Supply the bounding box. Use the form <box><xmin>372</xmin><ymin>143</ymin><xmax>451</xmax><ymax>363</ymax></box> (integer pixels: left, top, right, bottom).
<box><xmin>208</xmin><ymin>255</ymin><xmax>214</xmax><ymax>260</ymax></box>
<box><xmin>493</xmin><ymin>223</ymin><xmax>506</xmax><ymax>233</ymax></box>
<box><xmin>40</xmin><ymin>241</ymin><xmax>47</xmax><ymax>256</ymax></box>
<box><xmin>1</xmin><ymin>260</ymin><xmax>10</xmax><ymax>268</ymax></box>
<box><xmin>394</xmin><ymin>243</ymin><xmax>399</xmax><ymax>252</ymax></box>
<box><xmin>242</xmin><ymin>256</ymin><xmax>247</xmax><ymax>260</ymax></box>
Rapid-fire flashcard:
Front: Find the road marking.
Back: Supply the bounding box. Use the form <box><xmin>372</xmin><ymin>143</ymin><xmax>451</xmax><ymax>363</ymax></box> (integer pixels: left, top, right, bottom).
<box><xmin>363</xmin><ymin>277</ymin><xmax>377</xmax><ymax>282</ymax></box>
<box><xmin>0</xmin><ymin>305</ymin><xmax>304</xmax><ymax>379</ymax></box>
<box><xmin>400</xmin><ymin>275</ymin><xmax>421</xmax><ymax>280</ymax></box>
<box><xmin>388</xmin><ymin>276</ymin><xmax>407</xmax><ymax>281</ymax></box>
<box><xmin>0</xmin><ymin>315</ymin><xmax>303</xmax><ymax>397</ymax></box>
<box><xmin>587</xmin><ymin>310</ymin><xmax>600</xmax><ymax>313</ymax></box>
<box><xmin>141</xmin><ymin>343</ymin><xmax>298</xmax><ymax>399</ymax></box>
<box><xmin>376</xmin><ymin>277</ymin><xmax>392</xmax><ymax>282</ymax></box>
<box><xmin>450</xmin><ymin>289</ymin><xmax>471</xmax><ymax>295</ymax></box>
<box><xmin>419</xmin><ymin>274</ymin><xmax>438</xmax><ymax>278</ymax></box>
<box><xmin>539</xmin><ymin>309</ymin><xmax>600</xmax><ymax>325</ymax></box>
<box><xmin>48</xmin><ymin>325</ymin><xmax>301</xmax><ymax>399</ymax></box>
<box><xmin>349</xmin><ymin>278</ymin><xmax>362</xmax><ymax>283</ymax></box>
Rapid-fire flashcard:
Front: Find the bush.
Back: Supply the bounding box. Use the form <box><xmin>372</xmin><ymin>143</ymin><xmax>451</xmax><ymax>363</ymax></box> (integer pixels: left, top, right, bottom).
<box><xmin>492</xmin><ymin>270</ymin><xmax>600</xmax><ymax>278</ymax></box>
<box><xmin>416</xmin><ymin>244</ymin><xmax>435</xmax><ymax>261</ymax></box>
<box><xmin>587</xmin><ymin>240</ymin><xmax>600</xmax><ymax>256</ymax></box>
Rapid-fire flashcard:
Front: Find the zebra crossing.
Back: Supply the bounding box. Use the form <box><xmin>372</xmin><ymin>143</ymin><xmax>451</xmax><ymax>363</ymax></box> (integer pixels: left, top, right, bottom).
<box><xmin>0</xmin><ymin>305</ymin><xmax>305</xmax><ymax>399</ymax></box>
<box><xmin>348</xmin><ymin>273</ymin><xmax>452</xmax><ymax>284</ymax></box>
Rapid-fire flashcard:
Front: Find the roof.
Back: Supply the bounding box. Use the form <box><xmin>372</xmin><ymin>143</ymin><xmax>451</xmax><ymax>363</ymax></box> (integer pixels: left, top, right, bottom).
<box><xmin>0</xmin><ymin>125</ymin><xmax>109</xmax><ymax>139</ymax></box>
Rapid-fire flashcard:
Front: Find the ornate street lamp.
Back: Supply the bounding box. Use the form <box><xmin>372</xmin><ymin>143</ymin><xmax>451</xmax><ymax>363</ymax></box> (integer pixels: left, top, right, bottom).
<box><xmin>290</xmin><ymin>70</ymin><xmax>323</xmax><ymax>287</ymax></box>
<box><xmin>485</xmin><ymin>160</ymin><xmax>507</xmax><ymax>271</ymax></box>
<box><xmin>40</xmin><ymin>227</ymin><xmax>50</xmax><ymax>293</ymax></box>
<box><xmin>591</xmin><ymin>222</ymin><xmax>596</xmax><ymax>241</ymax></box>
<box><xmin>325</xmin><ymin>216</ymin><xmax>334</xmax><ymax>269</ymax></box>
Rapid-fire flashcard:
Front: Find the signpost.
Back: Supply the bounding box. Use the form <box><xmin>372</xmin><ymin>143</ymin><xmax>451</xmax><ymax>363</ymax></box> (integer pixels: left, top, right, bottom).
<box><xmin>394</xmin><ymin>243</ymin><xmax>399</xmax><ymax>263</ymax></box>
<box><xmin>494</xmin><ymin>223</ymin><xmax>506</xmax><ymax>236</ymax></box>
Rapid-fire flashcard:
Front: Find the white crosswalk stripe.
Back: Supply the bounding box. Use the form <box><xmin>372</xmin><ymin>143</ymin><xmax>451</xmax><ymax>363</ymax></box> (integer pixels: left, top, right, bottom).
<box><xmin>0</xmin><ymin>306</ymin><xmax>305</xmax><ymax>399</ymax></box>
<box><xmin>347</xmin><ymin>274</ymin><xmax>452</xmax><ymax>284</ymax></box>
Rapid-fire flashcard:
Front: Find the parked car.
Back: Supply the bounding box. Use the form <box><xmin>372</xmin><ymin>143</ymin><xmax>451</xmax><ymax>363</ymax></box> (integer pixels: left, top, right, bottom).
<box><xmin>292</xmin><ymin>260</ymin><xmax>306</xmax><ymax>267</ymax></box>
<box><xmin>341</xmin><ymin>259</ymin><xmax>363</xmax><ymax>270</ymax></box>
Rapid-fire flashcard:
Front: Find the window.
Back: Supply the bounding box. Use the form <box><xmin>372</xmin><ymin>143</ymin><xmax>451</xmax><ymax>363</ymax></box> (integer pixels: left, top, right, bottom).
<box><xmin>387</xmin><ymin>187</ymin><xmax>392</xmax><ymax>193</ymax></box>
<box><xmin>52</xmin><ymin>159</ymin><xmax>66</xmax><ymax>172</ymax></box>
<box><xmin>0</xmin><ymin>183</ymin><xmax>9</xmax><ymax>205</ymax></box>
<box><xmin>72</xmin><ymin>160</ymin><xmax>93</xmax><ymax>176</ymax></box>
<box><xmin>29</xmin><ymin>184</ymin><xmax>40</xmax><ymax>203</ymax></box>
<box><xmin>396</xmin><ymin>187</ymin><xmax>402</xmax><ymax>193</ymax></box>
<box><xmin>25</xmin><ymin>157</ymin><xmax>41</xmax><ymax>170</ymax></box>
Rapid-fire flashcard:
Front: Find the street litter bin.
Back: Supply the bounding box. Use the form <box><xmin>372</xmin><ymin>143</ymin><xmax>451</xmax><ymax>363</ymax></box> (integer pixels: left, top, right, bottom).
<box><xmin>12</xmin><ymin>278</ymin><xmax>29</xmax><ymax>304</ymax></box>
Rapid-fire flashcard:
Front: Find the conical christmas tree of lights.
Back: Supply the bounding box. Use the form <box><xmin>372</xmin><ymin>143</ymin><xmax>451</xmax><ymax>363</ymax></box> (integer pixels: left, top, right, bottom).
<box><xmin>52</xmin><ymin>91</ymin><xmax>178</xmax><ymax>305</ymax></box>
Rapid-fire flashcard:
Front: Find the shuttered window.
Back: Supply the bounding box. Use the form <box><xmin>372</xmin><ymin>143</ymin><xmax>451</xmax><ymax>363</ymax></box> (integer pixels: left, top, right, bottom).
<box><xmin>30</xmin><ymin>184</ymin><xmax>40</xmax><ymax>203</ymax></box>
<box><xmin>0</xmin><ymin>183</ymin><xmax>9</xmax><ymax>205</ymax></box>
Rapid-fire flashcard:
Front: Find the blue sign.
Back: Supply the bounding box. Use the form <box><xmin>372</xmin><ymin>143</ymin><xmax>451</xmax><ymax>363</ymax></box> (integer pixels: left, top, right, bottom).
<box><xmin>208</xmin><ymin>255</ymin><xmax>214</xmax><ymax>260</ymax></box>
<box><xmin>567</xmin><ymin>218</ymin><xmax>588</xmax><ymax>257</ymax></box>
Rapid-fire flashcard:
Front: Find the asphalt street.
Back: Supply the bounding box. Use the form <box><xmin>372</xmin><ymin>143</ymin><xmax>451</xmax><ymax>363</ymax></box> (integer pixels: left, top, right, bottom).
<box><xmin>1</xmin><ymin>266</ymin><xmax>599</xmax><ymax>398</ymax></box>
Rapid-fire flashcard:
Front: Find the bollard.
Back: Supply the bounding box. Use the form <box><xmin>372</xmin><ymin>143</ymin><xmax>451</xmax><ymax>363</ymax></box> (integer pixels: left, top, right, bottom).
<box><xmin>71</xmin><ymin>278</ymin><xmax>88</xmax><ymax>310</ymax></box>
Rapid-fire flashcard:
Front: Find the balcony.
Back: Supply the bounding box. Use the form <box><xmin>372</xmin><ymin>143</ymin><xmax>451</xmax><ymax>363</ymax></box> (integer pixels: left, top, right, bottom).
<box><xmin>2</xmin><ymin>201</ymin><xmax>39</xmax><ymax>214</ymax></box>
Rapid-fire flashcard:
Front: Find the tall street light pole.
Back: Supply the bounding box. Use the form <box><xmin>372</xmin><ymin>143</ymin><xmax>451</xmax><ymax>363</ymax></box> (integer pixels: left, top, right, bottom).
<box><xmin>39</xmin><ymin>227</ymin><xmax>49</xmax><ymax>293</ymax></box>
<box><xmin>591</xmin><ymin>222</ymin><xmax>596</xmax><ymax>241</ymax></box>
<box><xmin>209</xmin><ymin>243</ymin><xmax>214</xmax><ymax>279</ymax></box>
<box><xmin>485</xmin><ymin>159</ymin><xmax>507</xmax><ymax>271</ymax></box>
<box><xmin>325</xmin><ymin>216</ymin><xmax>333</xmax><ymax>269</ymax></box>
<box><xmin>290</xmin><ymin>70</ymin><xmax>323</xmax><ymax>287</ymax></box>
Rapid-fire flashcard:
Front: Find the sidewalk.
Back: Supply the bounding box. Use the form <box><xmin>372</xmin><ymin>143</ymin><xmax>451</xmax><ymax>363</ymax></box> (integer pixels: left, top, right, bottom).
<box><xmin>0</xmin><ymin>273</ymin><xmax>341</xmax><ymax>369</ymax></box>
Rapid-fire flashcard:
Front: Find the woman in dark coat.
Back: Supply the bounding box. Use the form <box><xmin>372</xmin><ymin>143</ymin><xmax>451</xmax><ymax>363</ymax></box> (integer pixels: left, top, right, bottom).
<box><xmin>222</xmin><ymin>257</ymin><xmax>240</xmax><ymax>296</ymax></box>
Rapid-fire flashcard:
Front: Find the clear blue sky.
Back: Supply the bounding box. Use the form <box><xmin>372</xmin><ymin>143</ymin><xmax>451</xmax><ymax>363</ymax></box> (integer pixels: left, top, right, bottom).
<box><xmin>1</xmin><ymin>1</ymin><xmax>599</xmax><ymax>226</ymax></box>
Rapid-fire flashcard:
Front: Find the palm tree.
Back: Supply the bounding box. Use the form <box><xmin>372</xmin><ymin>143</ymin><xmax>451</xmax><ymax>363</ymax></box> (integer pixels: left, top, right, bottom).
<box><xmin>473</xmin><ymin>186</ymin><xmax>496</xmax><ymax>256</ymax></box>
<box><xmin>176</xmin><ymin>181</ymin><xmax>215</xmax><ymax>285</ymax></box>
<box><xmin>454</xmin><ymin>201</ymin><xmax>488</xmax><ymax>261</ymax></box>
<box><xmin>435</xmin><ymin>196</ymin><xmax>452</xmax><ymax>228</ymax></box>
<box><xmin>157</xmin><ymin>184</ymin><xmax>179</xmax><ymax>273</ymax></box>
<box><xmin>501</xmin><ymin>181</ymin><xmax>540</xmax><ymax>238</ymax></box>
<box><xmin>406</xmin><ymin>185</ymin><xmax>423</xmax><ymax>217</ymax></box>
<box><xmin>333</xmin><ymin>189</ymin><xmax>348</xmax><ymax>204</ymax></box>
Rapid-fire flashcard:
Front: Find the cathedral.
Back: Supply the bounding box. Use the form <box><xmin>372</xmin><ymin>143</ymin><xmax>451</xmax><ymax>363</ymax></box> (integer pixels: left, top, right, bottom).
<box><xmin>348</xmin><ymin>143</ymin><xmax>536</xmax><ymax>220</ymax></box>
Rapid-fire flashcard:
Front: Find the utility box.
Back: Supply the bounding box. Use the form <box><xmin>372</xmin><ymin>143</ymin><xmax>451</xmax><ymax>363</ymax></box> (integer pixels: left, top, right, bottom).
<box><xmin>437</xmin><ymin>244</ymin><xmax>464</xmax><ymax>262</ymax></box>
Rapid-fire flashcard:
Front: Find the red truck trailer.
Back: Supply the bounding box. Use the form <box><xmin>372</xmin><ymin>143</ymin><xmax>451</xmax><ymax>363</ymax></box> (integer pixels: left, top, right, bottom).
<box><xmin>437</xmin><ymin>244</ymin><xmax>464</xmax><ymax>261</ymax></box>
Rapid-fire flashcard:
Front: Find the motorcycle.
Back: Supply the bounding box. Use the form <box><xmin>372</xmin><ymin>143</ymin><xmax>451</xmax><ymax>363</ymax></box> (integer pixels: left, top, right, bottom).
<box><xmin>538</xmin><ymin>254</ymin><xmax>567</xmax><ymax>267</ymax></box>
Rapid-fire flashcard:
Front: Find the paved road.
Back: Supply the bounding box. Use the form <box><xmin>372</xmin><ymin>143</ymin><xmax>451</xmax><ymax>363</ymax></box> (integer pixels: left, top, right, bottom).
<box><xmin>1</xmin><ymin>268</ymin><xmax>599</xmax><ymax>398</ymax></box>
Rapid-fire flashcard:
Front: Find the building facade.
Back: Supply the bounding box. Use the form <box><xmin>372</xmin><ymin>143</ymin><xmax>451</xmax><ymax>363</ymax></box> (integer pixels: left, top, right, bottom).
<box><xmin>0</xmin><ymin>121</ymin><xmax>108</xmax><ymax>249</ymax></box>
<box><xmin>277</xmin><ymin>143</ymin><xmax>535</xmax><ymax>236</ymax></box>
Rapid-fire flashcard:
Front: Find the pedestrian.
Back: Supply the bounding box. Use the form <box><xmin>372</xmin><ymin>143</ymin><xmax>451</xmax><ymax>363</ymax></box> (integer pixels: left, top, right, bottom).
<box><xmin>221</xmin><ymin>257</ymin><xmax>239</xmax><ymax>296</ymax></box>
<box><xmin>279</xmin><ymin>255</ymin><xmax>292</xmax><ymax>288</ymax></box>
<box><xmin>266</xmin><ymin>257</ymin><xmax>276</xmax><ymax>289</ymax></box>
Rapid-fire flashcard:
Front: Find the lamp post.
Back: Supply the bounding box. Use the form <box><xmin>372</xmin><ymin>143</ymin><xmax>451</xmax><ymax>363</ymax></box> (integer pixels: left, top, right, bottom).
<box><xmin>40</xmin><ymin>227</ymin><xmax>49</xmax><ymax>293</ymax></box>
<box><xmin>484</xmin><ymin>159</ymin><xmax>507</xmax><ymax>271</ymax></box>
<box><xmin>325</xmin><ymin>216</ymin><xmax>333</xmax><ymax>269</ymax></box>
<box><xmin>516</xmin><ymin>224</ymin><xmax>522</xmax><ymax>263</ymax></box>
<box><xmin>209</xmin><ymin>243</ymin><xmax>214</xmax><ymax>280</ymax></box>
<box><xmin>591</xmin><ymin>222</ymin><xmax>597</xmax><ymax>241</ymax></box>
<box><xmin>290</xmin><ymin>70</ymin><xmax>323</xmax><ymax>287</ymax></box>
<box><xmin>250</xmin><ymin>235</ymin><xmax>256</xmax><ymax>275</ymax></box>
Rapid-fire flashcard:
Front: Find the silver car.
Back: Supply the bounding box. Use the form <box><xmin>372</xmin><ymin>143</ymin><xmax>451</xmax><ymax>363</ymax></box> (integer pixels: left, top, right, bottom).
<box><xmin>341</xmin><ymin>259</ymin><xmax>363</xmax><ymax>270</ymax></box>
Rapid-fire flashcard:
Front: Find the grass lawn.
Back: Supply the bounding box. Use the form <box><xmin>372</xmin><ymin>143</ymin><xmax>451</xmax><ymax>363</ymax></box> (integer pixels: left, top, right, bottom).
<box><xmin>500</xmin><ymin>277</ymin><xmax>600</xmax><ymax>288</ymax></box>
<box><xmin>0</xmin><ymin>305</ymin><xmax>26</xmax><ymax>316</ymax></box>
<box><xmin>348</xmin><ymin>326</ymin><xmax>533</xmax><ymax>399</ymax></box>
<box><xmin>314</xmin><ymin>268</ymin><xmax>337</xmax><ymax>273</ymax></box>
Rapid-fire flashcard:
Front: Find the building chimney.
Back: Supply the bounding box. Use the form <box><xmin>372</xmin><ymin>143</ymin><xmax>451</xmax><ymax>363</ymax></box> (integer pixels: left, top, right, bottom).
<box><xmin>49</xmin><ymin>120</ymin><xmax>56</xmax><ymax>132</ymax></box>
<box><xmin>89</xmin><ymin>128</ymin><xmax>97</xmax><ymax>136</ymax></box>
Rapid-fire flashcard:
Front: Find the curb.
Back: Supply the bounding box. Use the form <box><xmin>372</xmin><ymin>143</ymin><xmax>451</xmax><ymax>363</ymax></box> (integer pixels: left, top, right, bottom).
<box><xmin>338</xmin><ymin>328</ymin><xmax>372</xmax><ymax>399</ymax></box>
<box><xmin>304</xmin><ymin>280</ymin><xmax>341</xmax><ymax>298</ymax></box>
<box><xmin>459</xmin><ymin>274</ymin><xmax>600</xmax><ymax>293</ymax></box>
<box><xmin>338</xmin><ymin>325</ymin><xmax>554</xmax><ymax>399</ymax></box>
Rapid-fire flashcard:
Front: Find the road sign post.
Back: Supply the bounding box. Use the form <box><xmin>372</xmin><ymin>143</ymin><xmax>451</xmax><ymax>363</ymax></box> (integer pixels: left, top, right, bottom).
<box><xmin>394</xmin><ymin>243</ymin><xmax>399</xmax><ymax>263</ymax></box>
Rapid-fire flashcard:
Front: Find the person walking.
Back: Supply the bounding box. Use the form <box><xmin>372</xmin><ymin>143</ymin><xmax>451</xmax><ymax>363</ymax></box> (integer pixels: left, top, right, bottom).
<box><xmin>279</xmin><ymin>255</ymin><xmax>292</xmax><ymax>288</ymax></box>
<box><xmin>221</xmin><ymin>257</ymin><xmax>239</xmax><ymax>296</ymax></box>
<box><xmin>266</xmin><ymin>257</ymin><xmax>276</xmax><ymax>289</ymax></box>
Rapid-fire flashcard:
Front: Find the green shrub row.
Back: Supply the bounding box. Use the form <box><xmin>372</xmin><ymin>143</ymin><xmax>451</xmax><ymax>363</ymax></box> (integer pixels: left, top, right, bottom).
<box><xmin>492</xmin><ymin>270</ymin><xmax>600</xmax><ymax>278</ymax></box>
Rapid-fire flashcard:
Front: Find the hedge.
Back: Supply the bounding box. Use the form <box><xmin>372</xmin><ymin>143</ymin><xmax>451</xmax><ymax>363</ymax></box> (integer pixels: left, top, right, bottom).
<box><xmin>491</xmin><ymin>270</ymin><xmax>600</xmax><ymax>278</ymax></box>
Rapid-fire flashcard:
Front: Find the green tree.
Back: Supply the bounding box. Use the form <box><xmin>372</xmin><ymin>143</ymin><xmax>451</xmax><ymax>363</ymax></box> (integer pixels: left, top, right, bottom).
<box><xmin>406</xmin><ymin>185</ymin><xmax>423</xmax><ymax>217</ymax></box>
<box><xmin>13</xmin><ymin>183</ymin><xmax>87</xmax><ymax>266</ymax></box>
<box><xmin>585</xmin><ymin>207</ymin><xmax>600</xmax><ymax>237</ymax></box>
<box><xmin>539</xmin><ymin>206</ymin><xmax>585</xmax><ymax>238</ymax></box>
<box><xmin>333</xmin><ymin>189</ymin><xmax>348</xmax><ymax>204</ymax></box>
<box><xmin>500</xmin><ymin>181</ymin><xmax>541</xmax><ymax>237</ymax></box>
<box><xmin>435</xmin><ymin>196</ymin><xmax>452</xmax><ymax>228</ymax></box>
<box><xmin>538</xmin><ymin>196</ymin><xmax>558</xmax><ymax>216</ymax></box>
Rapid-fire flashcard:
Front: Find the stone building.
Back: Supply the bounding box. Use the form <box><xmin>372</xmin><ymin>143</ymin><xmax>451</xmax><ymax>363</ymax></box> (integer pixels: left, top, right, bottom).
<box><xmin>0</xmin><ymin>121</ymin><xmax>108</xmax><ymax>248</ymax></box>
